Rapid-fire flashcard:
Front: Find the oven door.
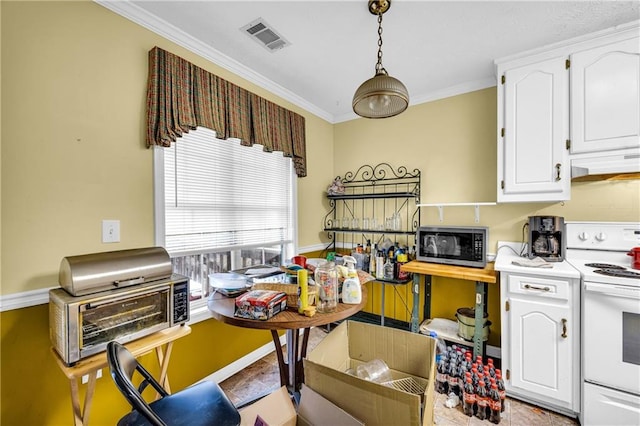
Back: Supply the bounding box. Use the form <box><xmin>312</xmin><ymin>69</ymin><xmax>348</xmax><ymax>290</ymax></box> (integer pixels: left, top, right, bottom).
<box><xmin>79</xmin><ymin>286</ymin><xmax>171</xmax><ymax>359</ymax></box>
<box><xmin>583</xmin><ymin>281</ymin><xmax>640</xmax><ymax>395</ymax></box>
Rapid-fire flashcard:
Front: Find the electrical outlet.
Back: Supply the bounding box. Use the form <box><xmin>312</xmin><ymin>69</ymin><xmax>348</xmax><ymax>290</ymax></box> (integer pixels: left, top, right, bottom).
<box><xmin>102</xmin><ymin>220</ymin><xmax>120</xmax><ymax>243</ymax></box>
<box><xmin>81</xmin><ymin>368</ymin><xmax>102</xmax><ymax>384</ymax></box>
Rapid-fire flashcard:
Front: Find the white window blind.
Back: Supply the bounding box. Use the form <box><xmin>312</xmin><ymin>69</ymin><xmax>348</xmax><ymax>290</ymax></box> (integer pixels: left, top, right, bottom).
<box><xmin>163</xmin><ymin>127</ymin><xmax>294</xmax><ymax>255</ymax></box>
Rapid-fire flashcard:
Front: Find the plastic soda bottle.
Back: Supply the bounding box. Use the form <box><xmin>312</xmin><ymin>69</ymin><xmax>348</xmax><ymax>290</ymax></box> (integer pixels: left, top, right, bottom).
<box><xmin>475</xmin><ymin>380</ymin><xmax>488</xmax><ymax>420</ymax></box>
<box><xmin>436</xmin><ymin>359</ymin><xmax>448</xmax><ymax>394</ymax></box>
<box><xmin>463</xmin><ymin>377</ymin><xmax>476</xmax><ymax>417</ymax></box>
<box><xmin>489</xmin><ymin>383</ymin><xmax>502</xmax><ymax>424</ymax></box>
<box><xmin>447</xmin><ymin>359</ymin><xmax>459</xmax><ymax>397</ymax></box>
<box><xmin>496</xmin><ymin>369</ymin><xmax>506</xmax><ymax>413</ymax></box>
<box><xmin>429</xmin><ymin>331</ymin><xmax>448</xmax><ymax>364</ymax></box>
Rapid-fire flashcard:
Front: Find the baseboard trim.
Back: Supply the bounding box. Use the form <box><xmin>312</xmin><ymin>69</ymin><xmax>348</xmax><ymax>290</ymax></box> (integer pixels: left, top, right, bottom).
<box><xmin>200</xmin><ymin>333</ymin><xmax>288</xmax><ymax>384</ymax></box>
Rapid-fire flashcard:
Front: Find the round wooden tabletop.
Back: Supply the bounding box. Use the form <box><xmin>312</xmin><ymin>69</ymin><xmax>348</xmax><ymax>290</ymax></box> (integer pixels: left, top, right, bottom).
<box><xmin>207</xmin><ymin>286</ymin><xmax>367</xmax><ymax>330</ymax></box>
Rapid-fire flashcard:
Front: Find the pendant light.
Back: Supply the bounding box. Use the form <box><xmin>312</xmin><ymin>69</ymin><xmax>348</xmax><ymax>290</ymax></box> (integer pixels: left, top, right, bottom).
<box><xmin>353</xmin><ymin>0</ymin><xmax>409</xmax><ymax>119</ymax></box>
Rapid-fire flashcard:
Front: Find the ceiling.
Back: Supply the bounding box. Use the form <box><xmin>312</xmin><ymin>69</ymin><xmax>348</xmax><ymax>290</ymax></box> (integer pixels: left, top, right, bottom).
<box><xmin>99</xmin><ymin>1</ymin><xmax>640</xmax><ymax>123</ymax></box>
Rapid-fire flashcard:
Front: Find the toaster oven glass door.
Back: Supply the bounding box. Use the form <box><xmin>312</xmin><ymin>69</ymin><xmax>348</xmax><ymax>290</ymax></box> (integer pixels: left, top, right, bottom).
<box><xmin>80</xmin><ymin>289</ymin><xmax>170</xmax><ymax>350</ymax></box>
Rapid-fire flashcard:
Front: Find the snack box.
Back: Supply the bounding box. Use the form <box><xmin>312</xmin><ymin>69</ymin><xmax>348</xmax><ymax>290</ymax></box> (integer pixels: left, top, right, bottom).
<box><xmin>234</xmin><ymin>289</ymin><xmax>288</xmax><ymax>320</ymax></box>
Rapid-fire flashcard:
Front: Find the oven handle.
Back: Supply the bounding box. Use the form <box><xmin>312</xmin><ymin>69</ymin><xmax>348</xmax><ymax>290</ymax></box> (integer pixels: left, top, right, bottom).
<box><xmin>584</xmin><ymin>282</ymin><xmax>640</xmax><ymax>300</ymax></box>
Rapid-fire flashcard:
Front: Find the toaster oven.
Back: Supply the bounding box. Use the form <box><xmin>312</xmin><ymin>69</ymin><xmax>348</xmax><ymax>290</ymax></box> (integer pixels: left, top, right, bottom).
<box><xmin>49</xmin><ymin>247</ymin><xmax>189</xmax><ymax>366</ymax></box>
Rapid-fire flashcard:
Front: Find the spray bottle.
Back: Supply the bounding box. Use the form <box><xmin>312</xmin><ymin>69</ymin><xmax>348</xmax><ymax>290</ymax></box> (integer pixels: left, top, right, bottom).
<box><xmin>341</xmin><ymin>255</ymin><xmax>362</xmax><ymax>304</ymax></box>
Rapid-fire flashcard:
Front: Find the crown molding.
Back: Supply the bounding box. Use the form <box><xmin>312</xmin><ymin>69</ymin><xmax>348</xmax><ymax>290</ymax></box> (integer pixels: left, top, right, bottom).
<box><xmin>334</xmin><ymin>77</ymin><xmax>497</xmax><ymax>123</ymax></box>
<box><xmin>94</xmin><ymin>0</ymin><xmax>334</xmax><ymax>123</ymax></box>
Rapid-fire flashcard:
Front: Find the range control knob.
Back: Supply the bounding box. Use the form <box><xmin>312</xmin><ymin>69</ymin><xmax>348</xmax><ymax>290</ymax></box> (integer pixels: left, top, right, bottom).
<box><xmin>595</xmin><ymin>232</ymin><xmax>607</xmax><ymax>242</ymax></box>
<box><xmin>578</xmin><ymin>232</ymin><xmax>590</xmax><ymax>241</ymax></box>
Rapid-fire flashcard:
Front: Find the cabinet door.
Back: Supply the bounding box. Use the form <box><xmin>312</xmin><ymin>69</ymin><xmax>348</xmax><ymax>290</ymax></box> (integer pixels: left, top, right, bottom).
<box><xmin>508</xmin><ymin>296</ymin><xmax>572</xmax><ymax>405</ymax></box>
<box><xmin>571</xmin><ymin>37</ymin><xmax>640</xmax><ymax>154</ymax></box>
<box><xmin>500</xmin><ymin>57</ymin><xmax>570</xmax><ymax>202</ymax></box>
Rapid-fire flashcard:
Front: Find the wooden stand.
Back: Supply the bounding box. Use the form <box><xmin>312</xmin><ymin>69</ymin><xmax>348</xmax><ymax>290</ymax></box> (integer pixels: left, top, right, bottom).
<box><xmin>51</xmin><ymin>325</ymin><xmax>192</xmax><ymax>426</ymax></box>
<box><xmin>400</xmin><ymin>260</ymin><xmax>497</xmax><ymax>358</ymax></box>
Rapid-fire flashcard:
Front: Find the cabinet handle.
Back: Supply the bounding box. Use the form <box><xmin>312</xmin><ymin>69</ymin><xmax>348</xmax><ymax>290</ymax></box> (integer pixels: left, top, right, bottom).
<box><xmin>524</xmin><ymin>284</ymin><xmax>550</xmax><ymax>292</ymax></box>
<box><xmin>561</xmin><ymin>318</ymin><xmax>568</xmax><ymax>338</ymax></box>
<box><xmin>555</xmin><ymin>163</ymin><xmax>562</xmax><ymax>181</ymax></box>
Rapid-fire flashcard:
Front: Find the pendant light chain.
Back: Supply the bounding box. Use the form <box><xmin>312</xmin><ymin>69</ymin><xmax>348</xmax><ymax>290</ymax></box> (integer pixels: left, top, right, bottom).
<box><xmin>375</xmin><ymin>12</ymin><xmax>386</xmax><ymax>74</ymax></box>
<box><xmin>352</xmin><ymin>0</ymin><xmax>409</xmax><ymax>118</ymax></box>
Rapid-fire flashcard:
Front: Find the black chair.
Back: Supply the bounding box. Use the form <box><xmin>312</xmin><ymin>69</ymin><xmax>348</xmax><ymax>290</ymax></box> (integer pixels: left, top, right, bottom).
<box><xmin>106</xmin><ymin>341</ymin><xmax>240</xmax><ymax>426</ymax></box>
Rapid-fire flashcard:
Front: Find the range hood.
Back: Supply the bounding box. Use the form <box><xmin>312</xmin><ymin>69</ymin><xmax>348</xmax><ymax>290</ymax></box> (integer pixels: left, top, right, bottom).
<box><xmin>571</xmin><ymin>151</ymin><xmax>640</xmax><ymax>179</ymax></box>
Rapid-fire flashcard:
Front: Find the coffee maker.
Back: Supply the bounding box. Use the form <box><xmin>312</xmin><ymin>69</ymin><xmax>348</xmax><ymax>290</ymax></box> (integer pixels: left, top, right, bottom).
<box><xmin>528</xmin><ymin>216</ymin><xmax>564</xmax><ymax>261</ymax></box>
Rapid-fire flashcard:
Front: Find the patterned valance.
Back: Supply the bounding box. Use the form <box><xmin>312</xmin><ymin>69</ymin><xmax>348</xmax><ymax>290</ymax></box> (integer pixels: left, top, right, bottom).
<box><xmin>146</xmin><ymin>47</ymin><xmax>307</xmax><ymax>177</ymax></box>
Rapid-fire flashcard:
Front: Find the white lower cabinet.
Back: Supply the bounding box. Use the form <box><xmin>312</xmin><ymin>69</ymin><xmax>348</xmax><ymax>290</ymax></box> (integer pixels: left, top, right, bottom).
<box><xmin>500</xmin><ymin>272</ymin><xmax>580</xmax><ymax>416</ymax></box>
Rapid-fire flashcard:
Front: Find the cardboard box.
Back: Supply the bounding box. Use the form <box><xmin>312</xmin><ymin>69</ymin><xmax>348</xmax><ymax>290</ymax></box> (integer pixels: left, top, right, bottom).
<box><xmin>239</xmin><ymin>385</ymin><xmax>363</xmax><ymax>426</ymax></box>
<box><xmin>303</xmin><ymin>320</ymin><xmax>436</xmax><ymax>426</ymax></box>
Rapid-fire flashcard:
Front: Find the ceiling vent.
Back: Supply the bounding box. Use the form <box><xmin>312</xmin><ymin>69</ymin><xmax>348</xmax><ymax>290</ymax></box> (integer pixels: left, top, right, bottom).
<box><xmin>241</xmin><ymin>18</ymin><xmax>290</xmax><ymax>52</ymax></box>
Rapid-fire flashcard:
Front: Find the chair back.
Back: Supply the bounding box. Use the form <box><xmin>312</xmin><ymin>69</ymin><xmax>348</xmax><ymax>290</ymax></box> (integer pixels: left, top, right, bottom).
<box><xmin>107</xmin><ymin>341</ymin><xmax>169</xmax><ymax>426</ymax></box>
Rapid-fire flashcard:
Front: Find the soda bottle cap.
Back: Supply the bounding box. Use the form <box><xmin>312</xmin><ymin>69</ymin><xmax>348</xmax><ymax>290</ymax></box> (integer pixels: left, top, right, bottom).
<box><xmin>491</xmin><ymin>384</ymin><xmax>497</xmax><ymax>389</ymax></box>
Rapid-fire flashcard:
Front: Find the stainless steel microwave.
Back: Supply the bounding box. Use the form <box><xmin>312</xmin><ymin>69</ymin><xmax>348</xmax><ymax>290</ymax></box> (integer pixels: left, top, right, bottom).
<box><xmin>49</xmin><ymin>276</ymin><xmax>189</xmax><ymax>366</ymax></box>
<box><xmin>416</xmin><ymin>226</ymin><xmax>488</xmax><ymax>268</ymax></box>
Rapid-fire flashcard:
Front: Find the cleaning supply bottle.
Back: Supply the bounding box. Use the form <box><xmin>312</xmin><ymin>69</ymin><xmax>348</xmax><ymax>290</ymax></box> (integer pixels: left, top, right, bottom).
<box><xmin>341</xmin><ymin>255</ymin><xmax>362</xmax><ymax>304</ymax></box>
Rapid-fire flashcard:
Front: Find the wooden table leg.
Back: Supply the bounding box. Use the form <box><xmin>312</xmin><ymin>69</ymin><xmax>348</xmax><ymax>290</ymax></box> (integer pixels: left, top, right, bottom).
<box><xmin>68</xmin><ymin>372</ymin><xmax>97</xmax><ymax>426</ymax></box>
<box><xmin>156</xmin><ymin>342</ymin><xmax>174</xmax><ymax>393</ymax></box>
<box><xmin>270</xmin><ymin>330</ymin><xmax>288</xmax><ymax>388</ymax></box>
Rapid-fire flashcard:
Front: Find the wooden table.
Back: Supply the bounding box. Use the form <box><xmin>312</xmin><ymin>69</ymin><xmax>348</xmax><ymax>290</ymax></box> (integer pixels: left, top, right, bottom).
<box><xmin>51</xmin><ymin>325</ymin><xmax>191</xmax><ymax>426</ymax></box>
<box><xmin>400</xmin><ymin>260</ymin><xmax>497</xmax><ymax>358</ymax></box>
<box><xmin>207</xmin><ymin>287</ymin><xmax>366</xmax><ymax>397</ymax></box>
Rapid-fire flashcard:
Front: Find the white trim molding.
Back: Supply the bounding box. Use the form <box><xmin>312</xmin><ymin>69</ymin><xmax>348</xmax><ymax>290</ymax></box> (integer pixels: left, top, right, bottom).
<box><xmin>0</xmin><ymin>287</ymin><xmax>53</xmax><ymax>312</ymax></box>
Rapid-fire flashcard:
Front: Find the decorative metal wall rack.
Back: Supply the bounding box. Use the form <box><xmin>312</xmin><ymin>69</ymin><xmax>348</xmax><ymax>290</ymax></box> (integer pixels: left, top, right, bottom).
<box><xmin>323</xmin><ymin>163</ymin><xmax>421</xmax><ymax>258</ymax></box>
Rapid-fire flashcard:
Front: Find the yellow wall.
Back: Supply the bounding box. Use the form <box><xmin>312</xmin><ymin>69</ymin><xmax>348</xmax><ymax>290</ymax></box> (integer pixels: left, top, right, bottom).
<box><xmin>2</xmin><ymin>1</ymin><xmax>639</xmax><ymax>424</ymax></box>
<box><xmin>1</xmin><ymin>1</ymin><xmax>331</xmax><ymax>424</ymax></box>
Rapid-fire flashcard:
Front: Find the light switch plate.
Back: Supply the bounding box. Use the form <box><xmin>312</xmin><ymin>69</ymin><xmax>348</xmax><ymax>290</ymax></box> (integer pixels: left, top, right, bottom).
<box><xmin>102</xmin><ymin>220</ymin><xmax>120</xmax><ymax>243</ymax></box>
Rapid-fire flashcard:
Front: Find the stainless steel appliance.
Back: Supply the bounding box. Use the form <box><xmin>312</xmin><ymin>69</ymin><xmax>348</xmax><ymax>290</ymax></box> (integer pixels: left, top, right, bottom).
<box><xmin>49</xmin><ymin>247</ymin><xmax>189</xmax><ymax>366</ymax></box>
<box><xmin>416</xmin><ymin>226</ymin><xmax>487</xmax><ymax>268</ymax></box>
<box><xmin>528</xmin><ymin>216</ymin><xmax>565</xmax><ymax>261</ymax></box>
<box><xmin>564</xmin><ymin>222</ymin><xmax>640</xmax><ymax>426</ymax></box>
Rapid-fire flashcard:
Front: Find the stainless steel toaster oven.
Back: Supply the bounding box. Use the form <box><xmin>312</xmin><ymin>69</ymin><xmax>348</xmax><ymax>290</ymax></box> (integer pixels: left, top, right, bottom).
<box><xmin>49</xmin><ymin>247</ymin><xmax>189</xmax><ymax>365</ymax></box>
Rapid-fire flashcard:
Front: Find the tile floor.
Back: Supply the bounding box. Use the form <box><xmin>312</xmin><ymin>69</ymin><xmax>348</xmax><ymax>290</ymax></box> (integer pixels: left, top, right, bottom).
<box><xmin>219</xmin><ymin>327</ymin><xmax>580</xmax><ymax>426</ymax></box>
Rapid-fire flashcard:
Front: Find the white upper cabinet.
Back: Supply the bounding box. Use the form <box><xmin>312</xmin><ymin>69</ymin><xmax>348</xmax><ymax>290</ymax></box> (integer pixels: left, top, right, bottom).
<box><xmin>498</xmin><ymin>57</ymin><xmax>570</xmax><ymax>203</ymax></box>
<box><xmin>571</xmin><ymin>37</ymin><xmax>640</xmax><ymax>154</ymax></box>
<box><xmin>496</xmin><ymin>21</ymin><xmax>640</xmax><ymax>202</ymax></box>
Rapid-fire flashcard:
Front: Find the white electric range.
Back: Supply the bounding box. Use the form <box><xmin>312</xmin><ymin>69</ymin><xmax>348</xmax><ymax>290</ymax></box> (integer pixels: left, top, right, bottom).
<box><xmin>564</xmin><ymin>222</ymin><xmax>640</xmax><ymax>426</ymax></box>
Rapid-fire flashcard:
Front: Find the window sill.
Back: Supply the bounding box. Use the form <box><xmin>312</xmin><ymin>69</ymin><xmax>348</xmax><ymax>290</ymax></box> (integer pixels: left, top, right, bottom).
<box><xmin>187</xmin><ymin>303</ymin><xmax>214</xmax><ymax>325</ymax></box>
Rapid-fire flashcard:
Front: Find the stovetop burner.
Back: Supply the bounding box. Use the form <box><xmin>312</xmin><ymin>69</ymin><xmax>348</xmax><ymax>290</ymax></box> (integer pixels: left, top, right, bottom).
<box><xmin>584</xmin><ymin>263</ymin><xmax>626</xmax><ymax>270</ymax></box>
<box><xmin>594</xmin><ymin>269</ymin><xmax>640</xmax><ymax>279</ymax></box>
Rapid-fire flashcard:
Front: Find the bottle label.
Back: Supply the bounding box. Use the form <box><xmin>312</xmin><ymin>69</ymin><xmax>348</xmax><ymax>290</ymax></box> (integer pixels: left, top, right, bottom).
<box><xmin>489</xmin><ymin>399</ymin><xmax>501</xmax><ymax>411</ymax></box>
<box><xmin>464</xmin><ymin>393</ymin><xmax>476</xmax><ymax>404</ymax></box>
<box><xmin>477</xmin><ymin>399</ymin><xmax>488</xmax><ymax>408</ymax></box>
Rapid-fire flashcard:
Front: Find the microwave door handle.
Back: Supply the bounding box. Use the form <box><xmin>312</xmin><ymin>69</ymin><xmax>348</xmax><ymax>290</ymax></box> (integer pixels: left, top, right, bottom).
<box><xmin>584</xmin><ymin>282</ymin><xmax>640</xmax><ymax>300</ymax></box>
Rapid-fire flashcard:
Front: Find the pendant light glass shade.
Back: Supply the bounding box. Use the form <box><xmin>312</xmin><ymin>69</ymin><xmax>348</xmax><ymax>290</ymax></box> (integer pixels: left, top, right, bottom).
<box><xmin>352</xmin><ymin>0</ymin><xmax>409</xmax><ymax>119</ymax></box>
<box><xmin>353</xmin><ymin>70</ymin><xmax>409</xmax><ymax>118</ymax></box>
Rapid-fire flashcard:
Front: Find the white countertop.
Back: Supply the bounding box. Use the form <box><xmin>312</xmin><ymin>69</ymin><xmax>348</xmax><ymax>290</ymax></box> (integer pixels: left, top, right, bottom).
<box><xmin>494</xmin><ymin>242</ymin><xmax>581</xmax><ymax>279</ymax></box>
